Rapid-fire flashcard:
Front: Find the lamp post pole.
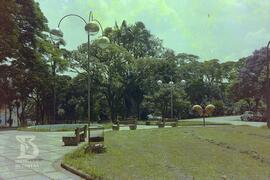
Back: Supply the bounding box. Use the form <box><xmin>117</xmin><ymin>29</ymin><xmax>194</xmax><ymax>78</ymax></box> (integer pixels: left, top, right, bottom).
<box><xmin>50</xmin><ymin>11</ymin><xmax>110</xmax><ymax>143</ymax></box>
<box><xmin>169</xmin><ymin>77</ymin><xmax>174</xmax><ymax>120</ymax></box>
<box><xmin>266</xmin><ymin>41</ymin><xmax>270</xmax><ymax>128</ymax></box>
<box><xmin>157</xmin><ymin>78</ymin><xmax>185</xmax><ymax>121</ymax></box>
<box><xmin>171</xmin><ymin>85</ymin><xmax>173</xmax><ymax>120</ymax></box>
<box><xmin>87</xmin><ymin>32</ymin><xmax>91</xmax><ymax>140</ymax></box>
<box><xmin>53</xmin><ymin>60</ymin><xmax>56</xmax><ymax>124</ymax></box>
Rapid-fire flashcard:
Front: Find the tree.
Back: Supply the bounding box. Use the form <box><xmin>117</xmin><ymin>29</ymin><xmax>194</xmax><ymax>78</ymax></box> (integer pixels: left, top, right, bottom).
<box><xmin>0</xmin><ymin>0</ymin><xmax>19</xmax><ymax>61</ymax></box>
<box><xmin>104</xmin><ymin>21</ymin><xmax>163</xmax><ymax>58</ymax></box>
<box><xmin>144</xmin><ymin>84</ymin><xmax>187</xmax><ymax>119</ymax></box>
<box><xmin>203</xmin><ymin>59</ymin><xmax>223</xmax><ymax>84</ymax></box>
<box><xmin>175</xmin><ymin>53</ymin><xmax>202</xmax><ymax>80</ymax></box>
<box><xmin>233</xmin><ymin>47</ymin><xmax>267</xmax><ymax>112</ymax></box>
<box><xmin>0</xmin><ymin>0</ymin><xmax>67</xmax><ymax>126</ymax></box>
<box><xmin>70</xmin><ymin>43</ymin><xmax>133</xmax><ymax>121</ymax></box>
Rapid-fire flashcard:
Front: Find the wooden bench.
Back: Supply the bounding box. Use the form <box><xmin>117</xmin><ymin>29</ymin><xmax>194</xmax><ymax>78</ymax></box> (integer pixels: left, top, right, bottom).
<box><xmin>145</xmin><ymin>119</ymin><xmax>160</xmax><ymax>126</ymax></box>
<box><xmin>157</xmin><ymin>120</ymin><xmax>165</xmax><ymax>128</ymax></box>
<box><xmin>62</xmin><ymin>125</ymin><xmax>87</xmax><ymax>146</ymax></box>
<box><xmin>112</xmin><ymin>118</ymin><xmax>137</xmax><ymax>130</ymax></box>
<box><xmin>76</xmin><ymin>126</ymin><xmax>87</xmax><ymax>142</ymax></box>
<box><xmin>154</xmin><ymin>118</ymin><xmax>178</xmax><ymax>128</ymax></box>
<box><xmin>163</xmin><ymin>118</ymin><xmax>178</xmax><ymax>127</ymax></box>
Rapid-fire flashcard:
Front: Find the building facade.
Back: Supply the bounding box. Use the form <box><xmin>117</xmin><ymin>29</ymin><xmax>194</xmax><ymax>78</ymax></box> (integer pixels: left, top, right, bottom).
<box><xmin>0</xmin><ymin>105</ymin><xmax>19</xmax><ymax>127</ymax></box>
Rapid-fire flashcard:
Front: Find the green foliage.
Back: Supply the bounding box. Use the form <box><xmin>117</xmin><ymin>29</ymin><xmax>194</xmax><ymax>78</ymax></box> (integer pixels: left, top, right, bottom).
<box><xmin>203</xmin><ymin>59</ymin><xmax>223</xmax><ymax>84</ymax></box>
<box><xmin>104</xmin><ymin>20</ymin><xmax>163</xmax><ymax>58</ymax></box>
<box><xmin>211</xmin><ymin>99</ymin><xmax>225</xmax><ymax>116</ymax></box>
<box><xmin>233</xmin><ymin>99</ymin><xmax>252</xmax><ymax>114</ymax></box>
<box><xmin>0</xmin><ymin>0</ymin><xmax>19</xmax><ymax>61</ymax></box>
<box><xmin>0</xmin><ymin>0</ymin><xmax>69</xmax><ymax>125</ymax></box>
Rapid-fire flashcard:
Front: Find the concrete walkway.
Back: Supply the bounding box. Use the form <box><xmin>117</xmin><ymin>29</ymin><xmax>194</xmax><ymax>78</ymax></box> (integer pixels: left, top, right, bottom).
<box><xmin>0</xmin><ymin>130</ymin><xmax>81</xmax><ymax>180</ymax></box>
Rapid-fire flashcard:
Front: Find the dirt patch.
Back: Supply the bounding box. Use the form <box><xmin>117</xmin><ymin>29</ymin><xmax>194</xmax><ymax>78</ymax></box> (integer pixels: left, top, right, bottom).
<box><xmin>191</xmin><ymin>134</ymin><xmax>270</xmax><ymax>165</ymax></box>
<box><xmin>247</xmin><ymin>133</ymin><xmax>270</xmax><ymax>139</ymax></box>
<box><xmin>239</xmin><ymin>150</ymin><xmax>270</xmax><ymax>164</ymax></box>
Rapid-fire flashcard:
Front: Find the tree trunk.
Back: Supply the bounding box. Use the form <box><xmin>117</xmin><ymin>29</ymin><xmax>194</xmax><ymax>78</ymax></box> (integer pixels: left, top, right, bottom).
<box><xmin>18</xmin><ymin>100</ymin><xmax>26</xmax><ymax>127</ymax></box>
<box><xmin>165</xmin><ymin>103</ymin><xmax>168</xmax><ymax>118</ymax></box>
<box><xmin>110</xmin><ymin>106</ymin><xmax>116</xmax><ymax>122</ymax></box>
<box><xmin>40</xmin><ymin>105</ymin><xmax>45</xmax><ymax>124</ymax></box>
<box><xmin>161</xmin><ymin>102</ymin><xmax>165</xmax><ymax>119</ymax></box>
<box><xmin>8</xmin><ymin>106</ymin><xmax>12</xmax><ymax>127</ymax></box>
<box><xmin>245</xmin><ymin>99</ymin><xmax>252</xmax><ymax>111</ymax></box>
<box><xmin>16</xmin><ymin>105</ymin><xmax>20</xmax><ymax>127</ymax></box>
<box><xmin>4</xmin><ymin>104</ymin><xmax>7</xmax><ymax>125</ymax></box>
<box><xmin>255</xmin><ymin>98</ymin><xmax>259</xmax><ymax>113</ymax></box>
<box><xmin>36</xmin><ymin>101</ymin><xmax>40</xmax><ymax>125</ymax></box>
<box><xmin>136</xmin><ymin>103</ymin><xmax>140</xmax><ymax>120</ymax></box>
<box><xmin>107</xmin><ymin>91</ymin><xmax>116</xmax><ymax>122</ymax></box>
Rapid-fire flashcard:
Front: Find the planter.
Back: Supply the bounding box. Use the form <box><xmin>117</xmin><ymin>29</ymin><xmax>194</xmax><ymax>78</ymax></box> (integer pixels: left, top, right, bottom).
<box><xmin>62</xmin><ymin>137</ymin><xmax>78</xmax><ymax>146</ymax></box>
<box><xmin>158</xmin><ymin>123</ymin><xmax>165</xmax><ymax>128</ymax></box>
<box><xmin>85</xmin><ymin>143</ymin><xmax>106</xmax><ymax>154</ymax></box>
<box><xmin>145</xmin><ymin>121</ymin><xmax>151</xmax><ymax>125</ymax></box>
<box><xmin>171</xmin><ymin>122</ymin><xmax>177</xmax><ymax>127</ymax></box>
<box><xmin>129</xmin><ymin>124</ymin><xmax>137</xmax><ymax>130</ymax></box>
<box><xmin>79</xmin><ymin>133</ymin><xmax>86</xmax><ymax>142</ymax></box>
<box><xmin>89</xmin><ymin>136</ymin><xmax>104</xmax><ymax>142</ymax></box>
<box><xmin>112</xmin><ymin>125</ymin><xmax>119</xmax><ymax>131</ymax></box>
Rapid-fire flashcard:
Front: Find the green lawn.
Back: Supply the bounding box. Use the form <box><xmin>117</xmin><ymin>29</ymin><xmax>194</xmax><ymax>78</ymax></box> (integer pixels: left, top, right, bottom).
<box><xmin>17</xmin><ymin>120</ymin><xmax>228</xmax><ymax>132</ymax></box>
<box><xmin>105</xmin><ymin>120</ymin><xmax>229</xmax><ymax>127</ymax></box>
<box><xmin>177</xmin><ymin>120</ymin><xmax>230</xmax><ymax>126</ymax></box>
<box><xmin>63</xmin><ymin>126</ymin><xmax>270</xmax><ymax>179</ymax></box>
<box><xmin>17</xmin><ymin>127</ymin><xmax>74</xmax><ymax>132</ymax></box>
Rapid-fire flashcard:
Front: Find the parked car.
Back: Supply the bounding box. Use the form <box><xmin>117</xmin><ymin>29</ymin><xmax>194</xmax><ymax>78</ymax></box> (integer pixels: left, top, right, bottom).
<box><xmin>240</xmin><ymin>111</ymin><xmax>253</xmax><ymax>121</ymax></box>
<box><xmin>26</xmin><ymin>119</ymin><xmax>36</xmax><ymax>126</ymax></box>
<box><xmin>147</xmin><ymin>114</ymin><xmax>162</xmax><ymax>120</ymax></box>
<box><xmin>249</xmin><ymin>112</ymin><xmax>267</xmax><ymax>122</ymax></box>
<box><xmin>241</xmin><ymin>111</ymin><xmax>267</xmax><ymax>122</ymax></box>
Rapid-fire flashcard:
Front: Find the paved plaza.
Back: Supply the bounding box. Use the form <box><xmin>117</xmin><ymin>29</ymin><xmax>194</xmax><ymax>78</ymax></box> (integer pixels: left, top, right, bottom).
<box><xmin>0</xmin><ymin>130</ymin><xmax>80</xmax><ymax>180</ymax></box>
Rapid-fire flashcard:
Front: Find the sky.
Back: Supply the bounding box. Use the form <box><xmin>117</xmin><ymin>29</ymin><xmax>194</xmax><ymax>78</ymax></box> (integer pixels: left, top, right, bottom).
<box><xmin>36</xmin><ymin>0</ymin><xmax>270</xmax><ymax>62</ymax></box>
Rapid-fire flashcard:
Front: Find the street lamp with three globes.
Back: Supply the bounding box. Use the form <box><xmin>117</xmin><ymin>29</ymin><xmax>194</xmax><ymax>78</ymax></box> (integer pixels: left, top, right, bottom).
<box><xmin>50</xmin><ymin>11</ymin><xmax>110</xmax><ymax>143</ymax></box>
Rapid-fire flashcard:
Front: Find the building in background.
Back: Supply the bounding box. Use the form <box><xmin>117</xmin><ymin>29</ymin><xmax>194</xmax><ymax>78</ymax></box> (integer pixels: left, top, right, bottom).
<box><xmin>0</xmin><ymin>105</ymin><xmax>19</xmax><ymax>127</ymax></box>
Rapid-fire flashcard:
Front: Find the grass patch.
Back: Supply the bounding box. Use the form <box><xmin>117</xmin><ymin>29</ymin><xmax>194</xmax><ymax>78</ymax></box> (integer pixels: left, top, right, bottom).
<box><xmin>100</xmin><ymin>122</ymin><xmax>113</xmax><ymax>129</ymax></box>
<box><xmin>63</xmin><ymin>144</ymin><xmax>105</xmax><ymax>178</ymax></box>
<box><xmin>63</xmin><ymin>126</ymin><xmax>270</xmax><ymax>179</ymax></box>
<box><xmin>17</xmin><ymin>127</ymin><xmax>75</xmax><ymax>132</ymax></box>
<box><xmin>17</xmin><ymin>121</ymin><xmax>228</xmax><ymax>132</ymax></box>
<box><xmin>99</xmin><ymin>120</ymin><xmax>230</xmax><ymax>128</ymax></box>
<box><xmin>178</xmin><ymin>120</ymin><xmax>230</xmax><ymax>126</ymax></box>
<box><xmin>101</xmin><ymin>121</ymin><xmax>153</xmax><ymax>128</ymax></box>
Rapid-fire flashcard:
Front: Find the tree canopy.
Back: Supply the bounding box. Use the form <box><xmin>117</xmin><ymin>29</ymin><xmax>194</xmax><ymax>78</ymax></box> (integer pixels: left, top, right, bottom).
<box><xmin>1</xmin><ymin>2</ymin><xmax>267</xmax><ymax>125</ymax></box>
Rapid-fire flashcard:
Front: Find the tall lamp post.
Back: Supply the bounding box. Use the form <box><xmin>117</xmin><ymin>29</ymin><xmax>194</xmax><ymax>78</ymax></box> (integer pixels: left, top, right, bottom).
<box><xmin>157</xmin><ymin>77</ymin><xmax>186</xmax><ymax>121</ymax></box>
<box><xmin>50</xmin><ymin>11</ymin><xmax>110</xmax><ymax>143</ymax></box>
<box><xmin>266</xmin><ymin>41</ymin><xmax>270</xmax><ymax>128</ymax></box>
